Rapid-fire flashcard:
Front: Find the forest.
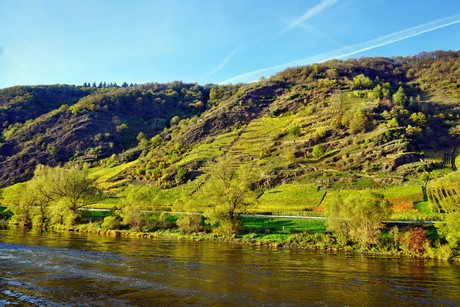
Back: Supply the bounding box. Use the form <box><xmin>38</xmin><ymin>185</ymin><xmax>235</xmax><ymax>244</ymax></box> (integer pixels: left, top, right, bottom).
<box><xmin>1</xmin><ymin>50</ymin><xmax>460</xmax><ymax>260</ymax></box>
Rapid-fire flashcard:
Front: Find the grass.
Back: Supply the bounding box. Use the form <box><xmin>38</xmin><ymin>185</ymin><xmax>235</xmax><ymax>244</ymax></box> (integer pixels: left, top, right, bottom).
<box><xmin>257</xmin><ymin>183</ymin><xmax>325</xmax><ymax>212</ymax></box>
<box><xmin>177</xmin><ymin>131</ymin><xmax>239</xmax><ymax>165</ymax></box>
<box><xmin>375</xmin><ymin>185</ymin><xmax>423</xmax><ymax>199</ymax></box>
<box><xmin>414</xmin><ymin>201</ymin><xmax>432</xmax><ymax>214</ymax></box>
<box><xmin>242</xmin><ymin>217</ymin><xmax>326</xmax><ymax>234</ymax></box>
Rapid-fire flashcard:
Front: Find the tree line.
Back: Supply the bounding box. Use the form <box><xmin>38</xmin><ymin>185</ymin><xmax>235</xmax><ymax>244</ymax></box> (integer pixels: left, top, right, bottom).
<box><xmin>82</xmin><ymin>82</ymin><xmax>136</xmax><ymax>88</ymax></box>
<box><xmin>2</xmin><ymin>160</ymin><xmax>460</xmax><ymax>260</ymax></box>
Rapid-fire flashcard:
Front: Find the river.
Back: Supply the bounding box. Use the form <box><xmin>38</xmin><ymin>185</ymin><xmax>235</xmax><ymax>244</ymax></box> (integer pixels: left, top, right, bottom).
<box><xmin>0</xmin><ymin>228</ymin><xmax>459</xmax><ymax>306</ymax></box>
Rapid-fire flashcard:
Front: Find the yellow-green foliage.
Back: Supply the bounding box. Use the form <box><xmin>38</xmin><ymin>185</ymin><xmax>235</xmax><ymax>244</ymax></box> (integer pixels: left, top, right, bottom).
<box><xmin>89</xmin><ymin>160</ymin><xmax>138</xmax><ymax>192</ymax></box>
<box><xmin>230</xmin><ymin>115</ymin><xmax>295</xmax><ymax>159</ymax></box>
<box><xmin>178</xmin><ymin>131</ymin><xmax>239</xmax><ymax>165</ymax></box>
<box><xmin>257</xmin><ymin>184</ymin><xmax>325</xmax><ymax>212</ymax></box>
<box><xmin>374</xmin><ymin>185</ymin><xmax>423</xmax><ymax>199</ymax></box>
<box><xmin>428</xmin><ymin>171</ymin><xmax>460</xmax><ymax>213</ymax></box>
<box><xmin>90</xmin><ymin>160</ymin><xmax>138</xmax><ymax>183</ymax></box>
<box><xmin>0</xmin><ymin>182</ymin><xmax>28</xmax><ymax>206</ymax></box>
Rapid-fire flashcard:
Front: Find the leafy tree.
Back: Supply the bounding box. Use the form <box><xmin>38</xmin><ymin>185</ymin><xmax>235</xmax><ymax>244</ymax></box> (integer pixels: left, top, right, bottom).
<box><xmin>436</xmin><ymin>211</ymin><xmax>460</xmax><ymax>251</ymax></box>
<box><xmin>175</xmin><ymin>167</ymin><xmax>189</xmax><ymax>184</ymax></box>
<box><xmin>120</xmin><ymin>186</ymin><xmax>158</xmax><ymax>231</ymax></box>
<box><xmin>409</xmin><ymin>112</ymin><xmax>427</xmax><ymax>127</ymax></box>
<box><xmin>202</xmin><ymin>156</ymin><xmax>261</xmax><ymax>235</ymax></box>
<box><xmin>174</xmin><ymin>193</ymin><xmax>204</xmax><ymax>234</ymax></box>
<box><xmin>400</xmin><ymin>227</ymin><xmax>429</xmax><ymax>257</ymax></box>
<box><xmin>312</xmin><ymin>144</ymin><xmax>324</xmax><ymax>159</ymax></box>
<box><xmin>325</xmin><ymin>191</ymin><xmax>391</xmax><ymax>249</ymax></box>
<box><xmin>29</xmin><ymin>164</ymin><xmax>99</xmax><ymax>225</ymax></box>
<box><xmin>349</xmin><ymin>109</ymin><xmax>368</xmax><ymax>133</ymax></box>
<box><xmin>370</xmin><ymin>84</ymin><xmax>383</xmax><ymax>100</ymax></box>
<box><xmin>353</xmin><ymin>74</ymin><xmax>373</xmax><ymax>89</ymax></box>
<box><xmin>136</xmin><ymin>132</ymin><xmax>149</xmax><ymax>151</ymax></box>
<box><xmin>170</xmin><ymin>115</ymin><xmax>180</xmax><ymax>127</ymax></box>
<box><xmin>288</xmin><ymin>125</ymin><xmax>301</xmax><ymax>137</ymax></box>
<box><xmin>115</xmin><ymin>123</ymin><xmax>128</xmax><ymax>133</ymax></box>
<box><xmin>393</xmin><ymin>86</ymin><xmax>408</xmax><ymax>108</ymax></box>
<box><xmin>7</xmin><ymin>183</ymin><xmax>34</xmax><ymax>227</ymax></box>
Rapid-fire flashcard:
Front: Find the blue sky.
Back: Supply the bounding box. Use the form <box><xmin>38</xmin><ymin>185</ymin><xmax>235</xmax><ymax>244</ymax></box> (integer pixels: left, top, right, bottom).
<box><xmin>0</xmin><ymin>0</ymin><xmax>459</xmax><ymax>88</ymax></box>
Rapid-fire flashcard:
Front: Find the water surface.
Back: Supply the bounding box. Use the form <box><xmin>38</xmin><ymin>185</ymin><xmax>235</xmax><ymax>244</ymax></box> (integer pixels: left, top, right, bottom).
<box><xmin>1</xmin><ymin>228</ymin><xmax>459</xmax><ymax>306</ymax></box>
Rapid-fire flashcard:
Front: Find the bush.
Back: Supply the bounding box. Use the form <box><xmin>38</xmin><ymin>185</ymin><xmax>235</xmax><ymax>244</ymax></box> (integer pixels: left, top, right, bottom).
<box><xmin>400</xmin><ymin>227</ymin><xmax>429</xmax><ymax>257</ymax></box>
<box><xmin>312</xmin><ymin>145</ymin><xmax>324</xmax><ymax>159</ymax></box>
<box><xmin>288</xmin><ymin>125</ymin><xmax>301</xmax><ymax>137</ymax></box>
<box><xmin>325</xmin><ymin>191</ymin><xmax>391</xmax><ymax>249</ymax></box>
<box><xmin>176</xmin><ymin>214</ymin><xmax>203</xmax><ymax>233</ymax></box>
<box><xmin>101</xmin><ymin>216</ymin><xmax>121</xmax><ymax>230</ymax></box>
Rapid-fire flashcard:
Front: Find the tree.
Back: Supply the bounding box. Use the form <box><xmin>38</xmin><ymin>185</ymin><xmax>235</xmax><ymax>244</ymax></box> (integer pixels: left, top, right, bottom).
<box><xmin>136</xmin><ymin>132</ymin><xmax>149</xmax><ymax>152</ymax></box>
<box><xmin>353</xmin><ymin>74</ymin><xmax>373</xmax><ymax>89</ymax></box>
<box><xmin>393</xmin><ymin>87</ymin><xmax>408</xmax><ymax>108</ymax></box>
<box><xmin>170</xmin><ymin>115</ymin><xmax>180</xmax><ymax>127</ymax></box>
<box><xmin>349</xmin><ymin>109</ymin><xmax>368</xmax><ymax>133</ymax></box>
<box><xmin>175</xmin><ymin>167</ymin><xmax>189</xmax><ymax>184</ymax></box>
<box><xmin>325</xmin><ymin>191</ymin><xmax>391</xmax><ymax>248</ymax></box>
<box><xmin>202</xmin><ymin>156</ymin><xmax>261</xmax><ymax>235</ymax></box>
<box><xmin>29</xmin><ymin>164</ymin><xmax>100</xmax><ymax>225</ymax></box>
<box><xmin>312</xmin><ymin>144</ymin><xmax>324</xmax><ymax>159</ymax></box>
<box><xmin>436</xmin><ymin>211</ymin><xmax>460</xmax><ymax>250</ymax></box>
<box><xmin>7</xmin><ymin>183</ymin><xmax>34</xmax><ymax>227</ymax></box>
<box><xmin>120</xmin><ymin>186</ymin><xmax>158</xmax><ymax>231</ymax></box>
<box><xmin>174</xmin><ymin>192</ymin><xmax>204</xmax><ymax>234</ymax></box>
<box><xmin>420</xmin><ymin>171</ymin><xmax>432</xmax><ymax>202</ymax></box>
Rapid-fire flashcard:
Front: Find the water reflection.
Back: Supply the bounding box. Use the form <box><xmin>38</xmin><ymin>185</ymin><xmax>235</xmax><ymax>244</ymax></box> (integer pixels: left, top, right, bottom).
<box><xmin>0</xmin><ymin>228</ymin><xmax>459</xmax><ymax>306</ymax></box>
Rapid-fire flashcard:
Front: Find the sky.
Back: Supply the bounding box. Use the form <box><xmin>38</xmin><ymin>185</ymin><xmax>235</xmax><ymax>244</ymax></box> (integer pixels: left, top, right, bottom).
<box><xmin>0</xmin><ymin>0</ymin><xmax>459</xmax><ymax>88</ymax></box>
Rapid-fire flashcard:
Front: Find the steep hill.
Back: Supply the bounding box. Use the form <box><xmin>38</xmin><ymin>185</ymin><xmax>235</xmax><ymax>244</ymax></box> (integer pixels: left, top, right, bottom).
<box><xmin>115</xmin><ymin>51</ymin><xmax>460</xmax><ymax>192</ymax></box>
<box><xmin>0</xmin><ymin>82</ymin><xmax>208</xmax><ymax>186</ymax></box>
<box><xmin>0</xmin><ymin>50</ymin><xmax>459</xmax><ymax>191</ymax></box>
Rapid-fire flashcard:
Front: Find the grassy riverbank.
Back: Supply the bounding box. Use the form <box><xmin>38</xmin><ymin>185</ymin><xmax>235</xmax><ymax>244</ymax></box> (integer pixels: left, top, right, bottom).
<box><xmin>41</xmin><ymin>216</ymin><xmax>458</xmax><ymax>262</ymax></box>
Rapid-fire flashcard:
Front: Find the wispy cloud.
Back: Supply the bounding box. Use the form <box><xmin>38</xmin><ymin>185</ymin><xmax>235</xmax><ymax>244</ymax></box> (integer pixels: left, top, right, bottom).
<box><xmin>220</xmin><ymin>14</ymin><xmax>460</xmax><ymax>84</ymax></box>
<box><xmin>205</xmin><ymin>44</ymin><xmax>244</xmax><ymax>78</ymax></box>
<box><xmin>281</xmin><ymin>0</ymin><xmax>338</xmax><ymax>35</ymax></box>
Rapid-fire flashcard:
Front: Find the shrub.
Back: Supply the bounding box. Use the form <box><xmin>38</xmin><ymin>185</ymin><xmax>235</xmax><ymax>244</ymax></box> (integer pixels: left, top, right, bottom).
<box><xmin>325</xmin><ymin>191</ymin><xmax>391</xmax><ymax>249</ymax></box>
<box><xmin>312</xmin><ymin>145</ymin><xmax>324</xmax><ymax>159</ymax></box>
<box><xmin>288</xmin><ymin>125</ymin><xmax>301</xmax><ymax>137</ymax></box>
<box><xmin>400</xmin><ymin>227</ymin><xmax>429</xmax><ymax>257</ymax></box>
<box><xmin>176</xmin><ymin>214</ymin><xmax>204</xmax><ymax>233</ymax></box>
<box><xmin>101</xmin><ymin>216</ymin><xmax>121</xmax><ymax>230</ymax></box>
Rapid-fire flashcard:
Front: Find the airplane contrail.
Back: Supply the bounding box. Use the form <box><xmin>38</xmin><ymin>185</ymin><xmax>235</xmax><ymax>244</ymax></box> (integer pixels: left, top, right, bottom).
<box><xmin>205</xmin><ymin>44</ymin><xmax>244</xmax><ymax>78</ymax></box>
<box><xmin>220</xmin><ymin>14</ymin><xmax>460</xmax><ymax>84</ymax></box>
<box><xmin>282</xmin><ymin>0</ymin><xmax>338</xmax><ymax>35</ymax></box>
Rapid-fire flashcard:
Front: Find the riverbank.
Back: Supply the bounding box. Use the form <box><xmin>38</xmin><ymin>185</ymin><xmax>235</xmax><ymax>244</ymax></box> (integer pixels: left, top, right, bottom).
<box><xmin>44</xmin><ymin>224</ymin><xmax>459</xmax><ymax>262</ymax></box>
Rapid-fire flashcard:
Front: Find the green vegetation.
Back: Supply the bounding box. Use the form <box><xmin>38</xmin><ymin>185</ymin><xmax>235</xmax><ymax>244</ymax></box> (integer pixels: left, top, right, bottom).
<box><xmin>1</xmin><ymin>51</ymin><xmax>460</xmax><ymax>260</ymax></box>
<box><xmin>325</xmin><ymin>191</ymin><xmax>391</xmax><ymax>248</ymax></box>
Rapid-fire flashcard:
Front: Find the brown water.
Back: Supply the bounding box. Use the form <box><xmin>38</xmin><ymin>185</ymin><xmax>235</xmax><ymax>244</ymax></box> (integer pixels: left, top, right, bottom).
<box><xmin>0</xmin><ymin>228</ymin><xmax>459</xmax><ymax>306</ymax></box>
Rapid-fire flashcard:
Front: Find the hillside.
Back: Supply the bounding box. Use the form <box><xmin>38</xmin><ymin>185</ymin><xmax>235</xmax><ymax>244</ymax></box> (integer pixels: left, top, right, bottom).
<box><xmin>0</xmin><ymin>50</ymin><xmax>459</xmax><ymax>193</ymax></box>
<box><xmin>115</xmin><ymin>51</ymin><xmax>460</xmax><ymax>193</ymax></box>
<box><xmin>0</xmin><ymin>82</ymin><xmax>208</xmax><ymax>186</ymax></box>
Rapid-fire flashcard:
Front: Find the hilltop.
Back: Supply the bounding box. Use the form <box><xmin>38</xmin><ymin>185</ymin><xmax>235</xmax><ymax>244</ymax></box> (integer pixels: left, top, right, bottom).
<box><xmin>0</xmin><ymin>50</ymin><xmax>459</xmax><ymax>194</ymax></box>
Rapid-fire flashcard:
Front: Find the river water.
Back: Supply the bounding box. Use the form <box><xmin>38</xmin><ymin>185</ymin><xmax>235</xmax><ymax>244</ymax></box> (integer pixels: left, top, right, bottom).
<box><xmin>1</xmin><ymin>228</ymin><xmax>459</xmax><ymax>306</ymax></box>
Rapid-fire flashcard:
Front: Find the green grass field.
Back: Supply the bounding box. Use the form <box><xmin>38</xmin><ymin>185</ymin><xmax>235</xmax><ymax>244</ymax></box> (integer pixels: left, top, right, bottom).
<box><xmin>257</xmin><ymin>183</ymin><xmax>325</xmax><ymax>212</ymax></box>
<box><xmin>242</xmin><ymin>216</ymin><xmax>326</xmax><ymax>234</ymax></box>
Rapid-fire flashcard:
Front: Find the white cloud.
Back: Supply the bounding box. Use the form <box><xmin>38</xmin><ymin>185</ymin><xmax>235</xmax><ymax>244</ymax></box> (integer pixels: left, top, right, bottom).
<box><xmin>220</xmin><ymin>14</ymin><xmax>460</xmax><ymax>84</ymax></box>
